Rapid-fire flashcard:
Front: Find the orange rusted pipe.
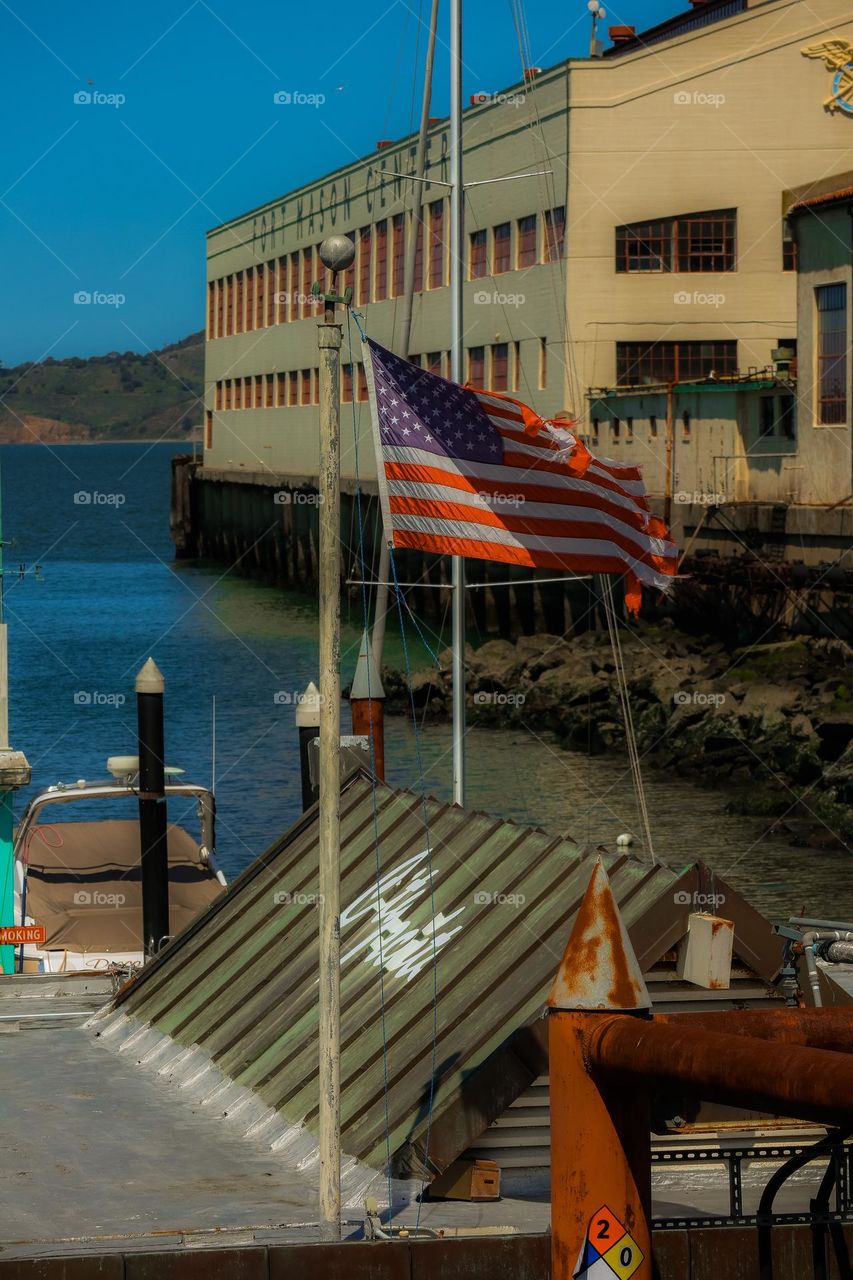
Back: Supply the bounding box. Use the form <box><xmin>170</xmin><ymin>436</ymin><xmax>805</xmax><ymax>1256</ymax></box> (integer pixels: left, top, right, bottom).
<box><xmin>550</xmin><ymin>1011</ymin><xmax>652</xmax><ymax>1280</ymax></box>
<box><xmin>585</xmin><ymin>1015</ymin><xmax>853</xmax><ymax>1127</ymax></box>
<box><xmin>660</xmin><ymin>1007</ymin><xmax>853</xmax><ymax>1052</ymax></box>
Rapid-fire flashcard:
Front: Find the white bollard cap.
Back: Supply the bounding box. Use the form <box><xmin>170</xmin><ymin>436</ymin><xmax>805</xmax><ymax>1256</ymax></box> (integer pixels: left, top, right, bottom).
<box><xmin>295</xmin><ymin>681</ymin><xmax>322</xmax><ymax>727</ymax></box>
<box><xmin>135</xmin><ymin>657</ymin><xmax>165</xmax><ymax>695</ymax></box>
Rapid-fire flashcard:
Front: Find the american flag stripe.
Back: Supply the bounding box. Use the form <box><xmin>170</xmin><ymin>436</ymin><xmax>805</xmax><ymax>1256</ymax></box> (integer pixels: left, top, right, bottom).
<box><xmin>389</xmin><ymin>502</ymin><xmax>672</xmax><ymax>580</ymax></box>
<box><xmin>390</xmin><ymin>528</ymin><xmax>658</xmax><ymax>581</ymax></box>
<box><xmin>384</xmin><ymin>456</ymin><xmax>653</xmax><ymax>533</ymax></box>
<box><xmin>365</xmin><ymin>340</ymin><xmax>678</xmax><ymax>608</ymax></box>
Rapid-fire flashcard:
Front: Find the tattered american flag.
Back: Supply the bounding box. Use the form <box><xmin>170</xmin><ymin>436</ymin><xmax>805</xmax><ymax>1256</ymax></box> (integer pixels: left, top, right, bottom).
<box><xmin>365</xmin><ymin>340</ymin><xmax>677</xmax><ymax>614</ymax></box>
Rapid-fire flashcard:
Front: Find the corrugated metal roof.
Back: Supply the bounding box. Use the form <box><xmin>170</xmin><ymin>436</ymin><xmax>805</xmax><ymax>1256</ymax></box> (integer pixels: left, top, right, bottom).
<box><xmin>108</xmin><ymin>770</ymin><xmax>777</xmax><ymax>1178</ymax></box>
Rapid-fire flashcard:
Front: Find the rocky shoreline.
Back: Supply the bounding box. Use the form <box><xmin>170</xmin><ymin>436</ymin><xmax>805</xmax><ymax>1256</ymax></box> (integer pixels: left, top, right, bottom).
<box><xmin>381</xmin><ymin>624</ymin><xmax>853</xmax><ymax>851</ymax></box>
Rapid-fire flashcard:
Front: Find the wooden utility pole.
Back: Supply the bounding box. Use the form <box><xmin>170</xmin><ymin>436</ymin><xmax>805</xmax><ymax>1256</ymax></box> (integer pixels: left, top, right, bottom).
<box><xmin>315</xmin><ymin>233</ymin><xmax>355</xmax><ymax>1242</ymax></box>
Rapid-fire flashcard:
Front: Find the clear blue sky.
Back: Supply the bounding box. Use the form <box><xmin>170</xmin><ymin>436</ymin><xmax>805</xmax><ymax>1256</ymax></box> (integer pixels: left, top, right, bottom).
<box><xmin>0</xmin><ymin>0</ymin><xmax>685</xmax><ymax>366</ymax></box>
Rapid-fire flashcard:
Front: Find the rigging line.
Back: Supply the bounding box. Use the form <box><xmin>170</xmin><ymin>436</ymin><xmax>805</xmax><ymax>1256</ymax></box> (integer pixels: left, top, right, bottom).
<box><xmin>346</xmin><ymin>309</ymin><xmax>394</xmax><ymax>1219</ymax></box>
<box><xmin>601</xmin><ymin>577</ymin><xmax>657</xmax><ymax>864</ymax></box>
<box><xmin>389</xmin><ymin>546</ymin><xmax>439</xmax><ymax>1229</ymax></box>
<box><xmin>603</xmin><ymin>580</ymin><xmax>652</xmax><ymax>859</ymax></box>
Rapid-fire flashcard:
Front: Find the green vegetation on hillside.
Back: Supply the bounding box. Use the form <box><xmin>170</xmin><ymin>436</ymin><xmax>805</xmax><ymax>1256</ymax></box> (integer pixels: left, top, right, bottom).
<box><xmin>0</xmin><ymin>331</ymin><xmax>204</xmax><ymax>442</ymax></box>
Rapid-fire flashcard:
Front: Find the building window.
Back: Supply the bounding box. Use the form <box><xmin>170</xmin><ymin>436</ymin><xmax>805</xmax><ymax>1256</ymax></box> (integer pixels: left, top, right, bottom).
<box><xmin>615</xmin><ymin>209</ymin><xmax>736</xmax><ymax>273</ymax></box>
<box><xmin>468</xmin><ymin>346</ymin><xmax>485</xmax><ymax>387</ymax></box>
<box><xmin>612</xmin><ymin>417</ymin><xmax>620</xmax><ymax>441</ymax></box>
<box><xmin>205</xmin><ymin>410</ymin><xmax>213</xmax><ymax>449</ymax></box>
<box><xmin>592</xmin><ymin>416</ymin><xmax>600</xmax><ymax>445</ymax></box>
<box><xmin>343</xmin><ymin>363</ymin><xmax>353</xmax><ymax>402</ymax></box>
<box><xmin>224</xmin><ymin>379</ymin><xmax>232</xmax><ymax>410</ymax></box>
<box><xmin>266</xmin><ymin>263</ymin><xmax>276</xmax><ymax>326</ymax></box>
<box><xmin>682</xmin><ymin>410</ymin><xmax>691</xmax><ymax>441</ymax></box>
<box><xmin>288</xmin><ymin>370</ymin><xmax>298</xmax><ymax>406</ymax></box>
<box><xmin>235</xmin><ymin>272</ymin><xmax>245</xmax><ymax>333</ymax></box>
<box><xmin>544</xmin><ymin>207</ymin><xmax>566</xmax><ymax>261</ymax></box>
<box><xmin>358</xmin><ymin>226</ymin><xmax>371</xmax><ymax>305</ymax></box>
<box><xmin>626</xmin><ymin>416</ymin><xmax>634</xmax><ymax>440</ymax></box>
<box><xmin>615</xmin><ymin>340</ymin><xmax>737</xmax><ymax>384</ymax></box>
<box><xmin>225</xmin><ymin>276</ymin><xmax>234</xmax><ymax>335</ymax></box>
<box><xmin>357</xmin><ymin>363</ymin><xmax>368</xmax><ymax>402</ymax></box>
<box><xmin>427</xmin><ymin>351</ymin><xmax>443</xmax><ymax>377</ymax></box>
<box><xmin>214</xmin><ymin>381</ymin><xmax>222</xmax><ymax>410</ymax></box>
<box><xmin>816</xmin><ymin>283</ymin><xmax>847</xmax><ymax>424</ymax></box>
<box><xmin>428</xmin><ymin>200</ymin><xmax>445</xmax><ymax>289</ymax></box>
<box><xmin>216</xmin><ymin>279</ymin><xmax>225</xmax><ymax>338</ymax></box>
<box><xmin>514</xmin><ymin>215</ymin><xmax>535</xmax><ymax>270</ymax></box>
<box><xmin>470</xmin><ymin>229</ymin><xmax>488</xmax><ymax>279</ymax></box>
<box><xmin>276</xmin><ymin>258</ymin><xmax>287</xmax><ymax>323</ymax></box>
<box><xmin>234</xmin><ymin>379</ymin><xmax>242</xmax><ymax>410</ymax></box>
<box><xmin>493</xmin><ymin>222</ymin><xmax>511</xmax><ymax>274</ymax></box>
<box><xmin>288</xmin><ymin>253</ymin><xmax>299</xmax><ymax>322</ymax></box>
<box><xmin>313</xmin><ymin>368</ymin><xmax>320</xmax><ymax>405</ymax></box>
<box><xmin>255</xmin><ymin>376</ymin><xmax>264</xmax><ymax>409</ymax></box>
<box><xmin>760</xmin><ymin>395</ymin><xmax>776</xmax><ymax>437</ymax></box>
<box><xmin>342</xmin><ymin>233</ymin><xmax>356</xmax><ymax>296</ymax></box>
<box><xmin>513</xmin><ymin>340</ymin><xmax>520</xmax><ymax>390</ymax></box>
<box><xmin>375</xmin><ymin>219</ymin><xmax>388</xmax><ymax>301</ymax></box>
<box><xmin>413</xmin><ymin>217</ymin><xmax>424</xmax><ymax>292</ymax></box>
<box><xmin>539</xmin><ymin>337</ymin><xmax>547</xmax><ymax>388</ymax></box>
<box><xmin>649</xmin><ymin>414</ymin><xmax>657</xmax><ymax>437</ymax></box>
<box><xmin>207</xmin><ymin>282</ymin><xmax>215</xmax><ymax>338</ymax></box>
<box><xmin>491</xmin><ymin>342</ymin><xmax>509</xmax><ymax>391</ymax></box>
<box><xmin>301</xmin><ymin>249</ymin><xmax>313</xmax><ymax>319</ymax></box>
<box><xmin>778</xmin><ymin>226</ymin><xmax>794</xmax><ymax>271</ymax></box>
<box><xmin>301</xmin><ymin>369</ymin><xmax>311</xmax><ymax>404</ymax></box>
<box><xmin>392</xmin><ymin>214</ymin><xmax>405</xmax><ymax>296</ymax></box>
<box><xmin>779</xmin><ymin>394</ymin><xmax>796</xmax><ymax>439</ymax></box>
<box><xmin>254</xmin><ymin>266</ymin><xmax>263</xmax><ymax>329</ymax></box>
<box><xmin>277</xmin><ymin>372</ymin><xmax>286</xmax><ymax>406</ymax></box>
<box><xmin>265</xmin><ymin>373</ymin><xmax>274</xmax><ymax>407</ymax></box>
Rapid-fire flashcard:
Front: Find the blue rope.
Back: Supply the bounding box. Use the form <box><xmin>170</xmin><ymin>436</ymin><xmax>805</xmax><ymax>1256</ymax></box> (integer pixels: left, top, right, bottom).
<box><xmin>395</xmin><ymin>586</ymin><xmax>444</xmax><ymax>670</ymax></box>
<box><xmin>346</xmin><ymin>309</ymin><xmax>394</xmax><ymax>1221</ymax></box>
<box><xmin>350</xmin><ymin>309</ymin><xmax>368</xmax><ymax>343</ymax></box>
<box><xmin>389</xmin><ymin>547</ymin><xmax>440</xmax><ymax>1226</ymax></box>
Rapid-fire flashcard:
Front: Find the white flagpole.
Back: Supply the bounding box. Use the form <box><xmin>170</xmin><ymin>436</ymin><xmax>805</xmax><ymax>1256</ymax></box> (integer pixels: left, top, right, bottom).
<box><xmin>449</xmin><ymin>0</ymin><xmax>466</xmax><ymax>806</ymax></box>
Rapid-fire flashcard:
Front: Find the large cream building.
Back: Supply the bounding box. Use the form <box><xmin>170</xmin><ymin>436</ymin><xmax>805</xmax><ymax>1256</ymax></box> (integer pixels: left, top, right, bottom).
<box><xmin>193</xmin><ymin>0</ymin><xmax>853</xmax><ymax>573</ymax></box>
<box><xmin>565</xmin><ymin>0</ymin><xmax>853</xmax><ymax>406</ymax></box>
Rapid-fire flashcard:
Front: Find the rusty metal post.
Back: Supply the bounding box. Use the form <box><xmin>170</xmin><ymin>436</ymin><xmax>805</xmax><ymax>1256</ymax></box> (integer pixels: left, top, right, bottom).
<box><xmin>548</xmin><ymin>859</ymin><xmax>653</xmax><ymax>1280</ymax></box>
<box><xmin>350</xmin><ymin>628</ymin><xmax>385</xmax><ymax>780</ymax></box>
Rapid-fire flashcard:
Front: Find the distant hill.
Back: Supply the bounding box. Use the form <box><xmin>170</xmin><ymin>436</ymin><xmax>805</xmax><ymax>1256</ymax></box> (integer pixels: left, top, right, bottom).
<box><xmin>0</xmin><ymin>332</ymin><xmax>204</xmax><ymax>443</ymax></box>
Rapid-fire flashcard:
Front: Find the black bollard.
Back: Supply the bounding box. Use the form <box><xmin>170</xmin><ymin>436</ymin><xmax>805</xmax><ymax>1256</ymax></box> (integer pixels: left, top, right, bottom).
<box><xmin>136</xmin><ymin>658</ymin><xmax>169</xmax><ymax>958</ymax></box>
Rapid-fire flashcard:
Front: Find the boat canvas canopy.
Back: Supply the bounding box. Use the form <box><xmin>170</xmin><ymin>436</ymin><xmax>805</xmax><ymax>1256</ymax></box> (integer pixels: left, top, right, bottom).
<box><xmin>24</xmin><ymin>820</ymin><xmax>223</xmax><ymax>955</ymax></box>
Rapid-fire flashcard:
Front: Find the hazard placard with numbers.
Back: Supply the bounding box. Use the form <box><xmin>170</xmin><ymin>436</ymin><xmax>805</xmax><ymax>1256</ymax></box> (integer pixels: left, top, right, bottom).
<box><xmin>573</xmin><ymin>1204</ymin><xmax>644</xmax><ymax>1279</ymax></box>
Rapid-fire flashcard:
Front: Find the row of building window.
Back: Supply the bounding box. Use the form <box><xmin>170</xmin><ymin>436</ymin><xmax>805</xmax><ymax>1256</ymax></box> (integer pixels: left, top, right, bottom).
<box><xmin>211</xmin><ymin>340</ymin><xmax>549</xmax><ymax>411</ymax></box>
<box><xmin>615</xmin><ymin>340</ymin><xmax>738</xmax><ymax>384</ymax></box>
<box><xmin>206</xmin><ymin>206</ymin><xmax>565</xmax><ymax>338</ymax></box>
<box><xmin>615</xmin><ymin>208</ymin><xmax>798</xmax><ymax>274</ymax></box>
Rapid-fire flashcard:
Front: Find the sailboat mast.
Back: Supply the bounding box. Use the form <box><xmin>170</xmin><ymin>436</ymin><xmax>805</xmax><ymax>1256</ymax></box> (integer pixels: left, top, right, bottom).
<box><xmin>449</xmin><ymin>0</ymin><xmax>466</xmax><ymax>806</ymax></box>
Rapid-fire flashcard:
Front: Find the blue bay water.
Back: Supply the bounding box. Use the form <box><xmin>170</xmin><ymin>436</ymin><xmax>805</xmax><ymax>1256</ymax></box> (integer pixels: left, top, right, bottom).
<box><xmin>3</xmin><ymin>442</ymin><xmax>850</xmax><ymax>923</ymax></box>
